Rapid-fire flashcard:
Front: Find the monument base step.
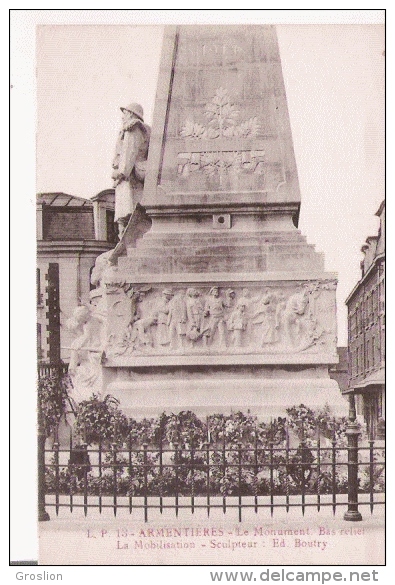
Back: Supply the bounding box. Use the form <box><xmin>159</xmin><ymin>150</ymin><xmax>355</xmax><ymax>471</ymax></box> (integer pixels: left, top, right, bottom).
<box><xmin>106</xmin><ymin>374</ymin><xmax>347</xmax><ymax>420</ymax></box>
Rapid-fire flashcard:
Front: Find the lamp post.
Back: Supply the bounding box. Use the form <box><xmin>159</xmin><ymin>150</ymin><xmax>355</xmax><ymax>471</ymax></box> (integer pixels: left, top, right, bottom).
<box><xmin>344</xmin><ymin>393</ymin><xmax>362</xmax><ymax>521</ymax></box>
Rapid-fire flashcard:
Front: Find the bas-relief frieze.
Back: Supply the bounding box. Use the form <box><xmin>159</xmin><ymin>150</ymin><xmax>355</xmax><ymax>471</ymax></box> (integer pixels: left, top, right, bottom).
<box><xmin>104</xmin><ymin>281</ymin><xmax>337</xmax><ymax>360</ymax></box>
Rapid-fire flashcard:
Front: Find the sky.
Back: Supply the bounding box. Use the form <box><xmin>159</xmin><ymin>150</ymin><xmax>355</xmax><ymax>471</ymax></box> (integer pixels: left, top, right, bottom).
<box><xmin>33</xmin><ymin>20</ymin><xmax>384</xmax><ymax>346</ymax></box>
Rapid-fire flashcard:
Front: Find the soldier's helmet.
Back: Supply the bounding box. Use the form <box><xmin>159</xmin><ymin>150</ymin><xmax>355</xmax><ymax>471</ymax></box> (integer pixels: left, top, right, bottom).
<box><xmin>120</xmin><ymin>103</ymin><xmax>144</xmax><ymax>121</ymax></box>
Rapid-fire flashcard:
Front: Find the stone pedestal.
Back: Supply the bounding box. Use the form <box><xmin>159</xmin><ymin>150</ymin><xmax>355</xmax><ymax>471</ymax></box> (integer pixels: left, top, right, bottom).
<box><xmin>105</xmin><ymin>368</ymin><xmax>342</xmax><ymax>420</ymax></box>
<box><xmin>99</xmin><ymin>25</ymin><xmax>347</xmax><ymax>418</ymax></box>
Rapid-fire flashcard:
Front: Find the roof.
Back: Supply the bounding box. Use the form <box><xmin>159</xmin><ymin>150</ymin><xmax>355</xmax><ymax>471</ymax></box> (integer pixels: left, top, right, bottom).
<box><xmin>352</xmin><ymin>368</ymin><xmax>385</xmax><ymax>389</ymax></box>
<box><xmin>91</xmin><ymin>189</ymin><xmax>115</xmax><ymax>203</ymax></box>
<box><xmin>37</xmin><ymin>192</ymin><xmax>92</xmax><ymax>207</ymax></box>
<box><xmin>345</xmin><ymin>202</ymin><xmax>385</xmax><ymax>305</ymax></box>
<box><xmin>345</xmin><ymin>251</ymin><xmax>385</xmax><ymax>305</ymax></box>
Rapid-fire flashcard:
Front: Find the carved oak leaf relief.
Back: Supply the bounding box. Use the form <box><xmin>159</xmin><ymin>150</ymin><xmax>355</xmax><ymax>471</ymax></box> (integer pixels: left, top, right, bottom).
<box><xmin>178</xmin><ymin>89</ymin><xmax>263</xmax><ymax>179</ymax></box>
<box><xmin>180</xmin><ymin>87</ymin><xmax>261</xmax><ymax>140</ymax></box>
<box><xmin>179</xmin><ymin>120</ymin><xmax>207</xmax><ymax>140</ymax></box>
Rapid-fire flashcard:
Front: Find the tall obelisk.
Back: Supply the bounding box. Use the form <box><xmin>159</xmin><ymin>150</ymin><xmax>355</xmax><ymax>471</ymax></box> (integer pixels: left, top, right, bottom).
<box><xmin>101</xmin><ymin>25</ymin><xmax>346</xmax><ymax>417</ymax></box>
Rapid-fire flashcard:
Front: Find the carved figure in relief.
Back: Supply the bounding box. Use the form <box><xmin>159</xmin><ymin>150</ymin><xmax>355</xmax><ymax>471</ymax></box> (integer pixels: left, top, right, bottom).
<box><xmin>129</xmin><ymin>287</ymin><xmax>150</xmax><ymax>324</ymax></box>
<box><xmin>112</xmin><ymin>103</ymin><xmax>151</xmax><ymax>237</ymax></box>
<box><xmin>186</xmin><ymin>288</ymin><xmax>207</xmax><ymax>342</ymax></box>
<box><xmin>204</xmin><ymin>286</ymin><xmax>228</xmax><ymax>347</ymax></box>
<box><xmin>66</xmin><ymin>304</ymin><xmax>104</xmax><ymax>402</ymax></box>
<box><xmin>104</xmin><ymin>284</ymin><xmax>332</xmax><ymax>358</ymax></box>
<box><xmin>90</xmin><ymin>250</ymin><xmax>114</xmax><ymax>289</ymax></box>
<box><xmin>274</xmin><ymin>292</ymin><xmax>287</xmax><ymax>338</ymax></box>
<box><xmin>282</xmin><ymin>289</ymin><xmax>310</xmax><ymax>347</ymax></box>
<box><xmin>237</xmin><ymin>288</ymin><xmax>252</xmax><ymax>311</ymax></box>
<box><xmin>106</xmin><ymin>285</ymin><xmax>152</xmax><ymax>357</ymax></box>
<box><xmin>228</xmin><ymin>300</ymin><xmax>248</xmax><ymax>347</ymax></box>
<box><xmin>168</xmin><ymin>290</ymin><xmax>188</xmax><ymax>349</ymax></box>
<box><xmin>127</xmin><ymin>316</ymin><xmax>158</xmax><ymax>350</ymax></box>
<box><xmin>227</xmin><ymin>288</ymin><xmax>251</xmax><ymax>347</ymax></box>
<box><xmin>112</xmin><ymin>288</ymin><xmax>140</xmax><ymax>327</ymax></box>
<box><xmin>251</xmin><ymin>289</ymin><xmax>277</xmax><ymax>345</ymax></box>
<box><xmin>224</xmin><ymin>288</ymin><xmax>236</xmax><ymax>307</ymax></box>
<box><xmin>153</xmin><ymin>289</ymin><xmax>174</xmax><ymax>346</ymax></box>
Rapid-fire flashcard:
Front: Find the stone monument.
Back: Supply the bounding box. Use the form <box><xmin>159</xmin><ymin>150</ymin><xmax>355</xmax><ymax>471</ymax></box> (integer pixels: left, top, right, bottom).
<box><xmin>89</xmin><ymin>25</ymin><xmax>346</xmax><ymax>418</ymax></box>
<box><xmin>112</xmin><ymin>103</ymin><xmax>151</xmax><ymax>237</ymax></box>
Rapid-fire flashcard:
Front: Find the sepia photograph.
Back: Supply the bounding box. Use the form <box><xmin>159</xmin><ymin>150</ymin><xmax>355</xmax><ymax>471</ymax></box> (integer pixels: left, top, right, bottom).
<box><xmin>11</xmin><ymin>9</ymin><xmax>385</xmax><ymax>572</ymax></box>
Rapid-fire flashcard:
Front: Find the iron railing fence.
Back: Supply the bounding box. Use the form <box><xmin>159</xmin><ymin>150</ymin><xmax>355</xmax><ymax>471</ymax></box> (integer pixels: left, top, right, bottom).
<box><xmin>38</xmin><ymin>362</ymin><xmax>69</xmax><ymax>379</ymax></box>
<box><xmin>37</xmin><ymin>365</ymin><xmax>385</xmax><ymax>522</ymax></box>
<box><xmin>43</xmin><ymin>428</ymin><xmax>385</xmax><ymax>522</ymax></box>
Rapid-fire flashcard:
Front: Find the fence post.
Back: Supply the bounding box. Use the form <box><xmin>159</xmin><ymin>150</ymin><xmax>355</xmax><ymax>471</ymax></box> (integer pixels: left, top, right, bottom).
<box><xmin>37</xmin><ymin>403</ymin><xmax>50</xmax><ymax>521</ymax></box>
<box><xmin>344</xmin><ymin>394</ymin><xmax>363</xmax><ymax>521</ymax></box>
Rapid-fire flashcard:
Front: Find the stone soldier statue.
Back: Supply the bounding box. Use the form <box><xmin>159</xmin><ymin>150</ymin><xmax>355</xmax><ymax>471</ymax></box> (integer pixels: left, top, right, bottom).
<box><xmin>112</xmin><ymin>103</ymin><xmax>151</xmax><ymax>236</ymax></box>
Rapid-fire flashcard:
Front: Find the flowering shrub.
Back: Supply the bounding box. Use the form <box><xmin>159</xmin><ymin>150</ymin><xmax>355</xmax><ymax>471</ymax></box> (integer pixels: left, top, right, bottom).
<box><xmin>74</xmin><ymin>394</ymin><xmax>129</xmax><ymax>446</ymax></box>
<box><xmin>258</xmin><ymin>417</ymin><xmax>287</xmax><ymax>446</ymax></box>
<box><xmin>207</xmin><ymin>411</ymin><xmax>257</xmax><ymax>445</ymax></box>
<box><xmin>44</xmin><ymin>403</ymin><xmax>384</xmax><ymax>497</ymax></box>
<box><xmin>359</xmin><ymin>448</ymin><xmax>385</xmax><ymax>493</ymax></box>
<box><xmin>38</xmin><ymin>372</ymin><xmax>71</xmax><ymax>437</ymax></box>
<box><xmin>286</xmin><ymin>403</ymin><xmax>347</xmax><ymax>444</ymax></box>
<box><xmin>163</xmin><ymin>411</ymin><xmax>207</xmax><ymax>447</ymax></box>
<box><xmin>128</xmin><ymin>416</ymin><xmax>162</xmax><ymax>446</ymax></box>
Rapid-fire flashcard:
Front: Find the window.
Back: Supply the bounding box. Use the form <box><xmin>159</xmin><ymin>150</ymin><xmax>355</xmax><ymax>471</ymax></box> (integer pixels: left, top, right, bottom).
<box><xmin>359</xmin><ymin>344</ymin><xmax>364</xmax><ymax>374</ymax></box>
<box><xmin>106</xmin><ymin>210</ymin><xmax>118</xmax><ymax>244</ymax></box>
<box><xmin>89</xmin><ymin>265</ymin><xmax>95</xmax><ymax>291</ymax></box>
<box><xmin>37</xmin><ymin>323</ymin><xmax>43</xmax><ymax>360</ymax></box>
<box><xmin>373</xmin><ymin>286</ymin><xmax>378</xmax><ymax>313</ymax></box>
<box><xmin>36</xmin><ymin>268</ymin><xmax>43</xmax><ymax>306</ymax></box>
<box><xmin>366</xmin><ymin>339</ymin><xmax>370</xmax><ymax>370</ymax></box>
<box><xmin>351</xmin><ymin>348</ymin><xmax>356</xmax><ymax>378</ymax></box>
<box><xmin>43</xmin><ymin>207</ymin><xmax>95</xmax><ymax>240</ymax></box>
<box><xmin>381</xmin><ymin>323</ymin><xmax>385</xmax><ymax>361</ymax></box>
<box><xmin>378</xmin><ymin>392</ymin><xmax>383</xmax><ymax>418</ymax></box>
<box><xmin>372</xmin><ymin>335</ymin><xmax>376</xmax><ymax>366</ymax></box>
<box><xmin>350</xmin><ymin>311</ymin><xmax>357</xmax><ymax>339</ymax></box>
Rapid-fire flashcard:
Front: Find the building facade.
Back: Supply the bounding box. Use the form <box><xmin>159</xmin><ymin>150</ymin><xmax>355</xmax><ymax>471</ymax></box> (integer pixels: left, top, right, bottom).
<box><xmin>345</xmin><ymin>201</ymin><xmax>385</xmax><ymax>438</ymax></box>
<box><xmin>329</xmin><ymin>347</ymin><xmax>349</xmax><ymax>395</ymax></box>
<box><xmin>37</xmin><ymin>190</ymin><xmax>116</xmax><ymax>363</ymax></box>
